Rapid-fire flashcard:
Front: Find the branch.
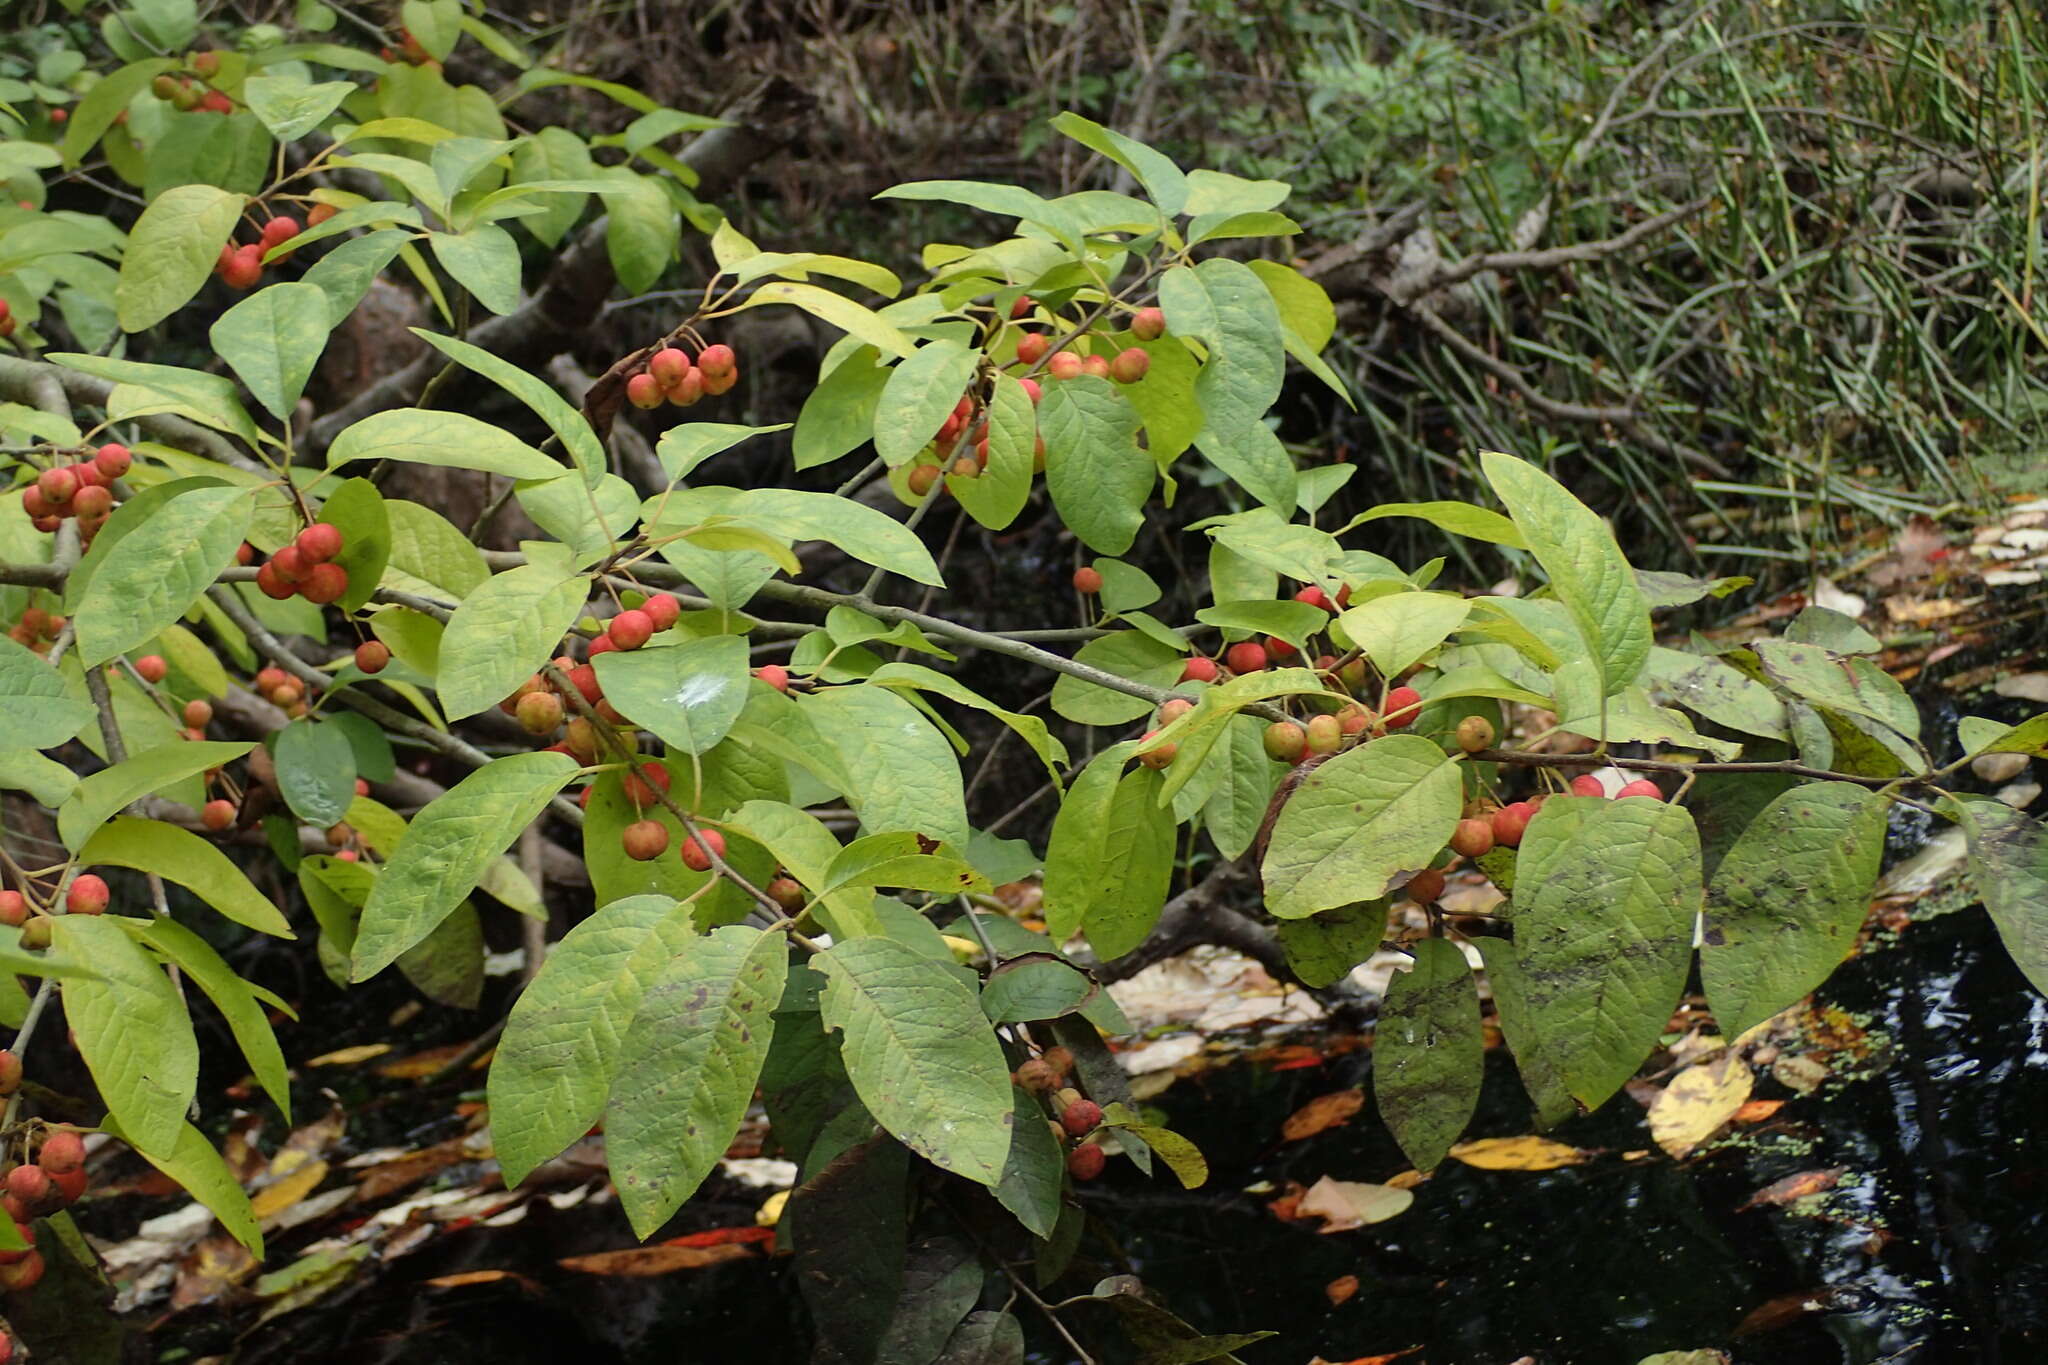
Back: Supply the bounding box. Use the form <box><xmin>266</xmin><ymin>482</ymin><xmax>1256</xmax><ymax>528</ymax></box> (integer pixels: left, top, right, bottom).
<box><xmin>1429</xmin><ymin>195</ymin><xmax>1713</xmax><ymax>289</ymax></box>
<box><xmin>1475</xmin><ymin>747</ymin><xmax>1910</xmax><ymax>789</ymax></box>
<box><xmin>0</xmin><ymin>355</ymin><xmax>266</xmax><ymax>474</ymax></box>
<box><xmin>1090</xmin><ymin>862</ymin><xmax>1292</xmax><ymax>986</ymax></box>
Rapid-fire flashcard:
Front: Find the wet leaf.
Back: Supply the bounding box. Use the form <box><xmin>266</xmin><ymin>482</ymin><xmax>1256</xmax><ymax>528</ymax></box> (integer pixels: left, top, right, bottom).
<box><xmin>1279</xmin><ymin>1088</ymin><xmax>1363</xmax><ymax>1142</ymax></box>
<box><xmin>1293</xmin><ymin>1176</ymin><xmax>1413</xmax><ymax>1231</ymax></box>
<box><xmin>1736</xmin><ymin>1167</ymin><xmax>1843</xmax><ymax>1211</ymax></box>
<box><xmin>1373</xmin><ymin>938</ymin><xmax>1482</xmax><ymax>1171</ymax></box>
<box><xmin>1446</xmin><ymin>1135</ymin><xmax>1591</xmax><ymax>1170</ymax></box>
<box><xmin>791</xmin><ymin>1132</ymin><xmax>909</xmax><ymax>1362</ymax></box>
<box><xmin>1648</xmin><ymin>1053</ymin><xmax>1753</xmax><ymax>1158</ymax></box>
<box><xmin>557</xmin><ymin>1243</ymin><xmax>754</xmax><ymax>1275</ymax></box>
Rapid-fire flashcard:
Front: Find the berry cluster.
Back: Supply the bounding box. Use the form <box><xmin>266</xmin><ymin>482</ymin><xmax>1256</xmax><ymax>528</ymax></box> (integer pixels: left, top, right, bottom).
<box><xmin>17</xmin><ymin>443</ymin><xmax>130</xmax><ymax>540</ymax></box>
<box><xmin>4</xmin><ymin>606</ymin><xmax>63</xmax><ymax>652</ymax></box>
<box><xmin>254</xmin><ymin>522</ymin><xmax>349</xmax><ymax>604</ymax></box>
<box><xmin>215</xmin><ymin>213</ymin><xmax>302</xmax><ymax>292</ymax></box>
<box><xmin>1012</xmin><ymin>1049</ymin><xmax>1106</xmax><ymax>1179</ymax></box>
<box><xmin>0</xmin><ymin>872</ymin><xmax>109</xmax><ymax>951</ymax></box>
<box><xmin>625</xmin><ymin>343</ymin><xmax>739</xmax><ymax>411</ymax></box>
<box><xmin>149</xmin><ymin>60</ymin><xmax>235</xmax><ymax>115</ymax></box>
<box><xmin>0</xmin><ymin>1125</ymin><xmax>89</xmax><ymax>1308</ymax></box>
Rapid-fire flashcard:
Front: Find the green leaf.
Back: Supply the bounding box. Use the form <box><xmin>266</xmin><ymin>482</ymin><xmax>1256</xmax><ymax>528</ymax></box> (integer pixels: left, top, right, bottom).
<box><xmin>740</xmin><ymin>280</ymin><xmax>915</xmax><ymax>359</ymax></box>
<box><xmin>1343</xmin><ymin>500</ymin><xmax>1527</xmax><ymax>550</ymax></box>
<box><xmin>57</xmin><ymin>740</ymin><xmax>254</xmax><ymax>849</ymax></box>
<box><xmin>1050</xmin><ymin>112</ymin><xmax>1187</xmax><ymax>216</ymax></box>
<box><xmin>116</xmin><ymin>183</ymin><xmax>246</xmax><ymax>332</ymax></box>
<box><xmin>0</xmin><ymin>633</ymin><xmax>95</xmax><ymax>748</ymax></box>
<box><xmin>274</xmin><ymin>718</ymin><xmax>358</xmax><ymax>827</ymax></box>
<box><xmin>655</xmin><ymin>422</ymin><xmax>790</xmax><ymax>483</ymax></box>
<box><xmin>508</xmin><ymin>128</ymin><xmax>596</xmax><ymax>247</ymax></box>
<box><xmin>719</xmin><ymin>800</ymin><xmax>878</xmax><ymax>941</ymax></box>
<box><xmin>1481</xmin><ymin>451</ymin><xmax>1650</xmax><ymax>696</ymax></box>
<box><xmin>1274</xmin><ymin>902</ymin><xmax>1385</xmax><ymax>989</ymax></box>
<box><xmin>0</xmin><ymin>749</ymin><xmax>80</xmax><ymax>808</ymax></box>
<box><xmin>1117</xmin><ymin>1123</ymin><xmax>1209</xmax><ymax>1189</ymax></box>
<box><xmin>1962</xmin><ymin>713</ymin><xmax>2048</xmax><ymax>759</ymax></box>
<box><xmin>815</xmin><ymin>935</ymin><xmax>1015</xmax><ymax>1186</ymax></box>
<box><xmin>315</xmin><ymin>476</ymin><xmax>391</xmax><ymax>613</ymax></box>
<box><xmin>1373</xmin><ymin>938</ymin><xmax>1482</xmax><ymax>1171</ymax></box>
<box><xmin>598</xmin><ymin>168</ymin><xmax>678</xmax><ymax>293</ymax></box>
<box><xmin>605</xmin><ymin>925</ymin><xmax>787</xmax><ymax>1236</ymax></box>
<box><xmin>243</xmin><ymin>73</ymin><xmax>357</xmax><ymax>141</ymax></box>
<box><xmin>327</xmin><ymin>408</ymin><xmax>566</xmax><ymax>482</ymax></box>
<box><xmin>1040</xmin><ymin>375</ymin><xmax>1152</xmax><ymax>556</ymax></box>
<box><xmin>993</xmin><ymin>1085</ymin><xmax>1064</xmax><ymax>1238</ymax></box>
<box><xmin>1203</xmin><ymin>715</ymin><xmax>1285</xmax><ymax>861</ymax></box>
<box><xmin>130</xmin><ymin>917</ymin><xmax>292</xmax><ymax>1119</ymax></box>
<box><xmin>74</xmin><ymin>485</ymin><xmax>253</xmax><ymax>668</ymax></box>
<box><xmin>867</xmin><ymin>661</ymin><xmax>1068</xmax><ymax>778</ymax></box>
<box><xmin>980</xmin><ymin>955</ymin><xmax>1096</xmax><ymax>1023</ymax></box>
<box><xmin>1471</xmin><ymin>937</ymin><xmax>1576</xmax><ymax>1128</ymax></box>
<box><xmin>794</xmin><ymin>348</ymin><xmax>888</xmax><ymax>469</ymax></box>
<box><xmin>877</xmin><ymin>179</ymin><xmax>1079</xmax><ymax>247</ymax></box>
<box><xmin>1334</xmin><ymin>592</ymin><xmax>1470</xmax><ymax>680</ymax></box>
<box><xmin>1261</xmin><ymin>735</ymin><xmax>1464</xmax><ymax>918</ymax></box>
<box><xmin>427</xmin><ymin>225</ymin><xmax>521</xmax><ymax>314</ymax></box>
<box><xmin>1784</xmin><ymin>606</ymin><xmax>1881</xmax><ymax>654</ymax></box>
<box><xmin>948</xmin><ymin>371</ymin><xmax>1036</xmax><ymax>531</ymax></box>
<box><xmin>1752</xmin><ymin>640</ymin><xmax>1920</xmax><ymax>746</ymax></box>
<box><xmin>1952</xmin><ymin>795</ymin><xmax>2048</xmax><ymax>998</ymax></box>
<box><xmin>385</xmin><ymin>499</ymin><xmax>489</xmax><ymax>597</ymax></box>
<box><xmin>1643</xmin><ymin>646</ymin><xmax>1789</xmax><ymax>741</ymax></box>
<box><xmin>1159</xmin><ymin>258</ymin><xmax>1296</xmax><ymax>509</ymax></box>
<box><xmin>410</xmin><ymin>330</ymin><xmax>608</xmax><ymax>486</ymax></box>
<box><xmin>1244</xmin><ymin>259</ymin><xmax>1351</xmax><ymax>406</ymax></box>
<box><xmin>1513</xmin><ymin>796</ymin><xmax>1702</xmax><ymax>1108</ymax></box>
<box><xmin>492</xmin><ymin>894</ymin><xmax>695</xmax><ymax>1185</ymax></box>
<box><xmin>875</xmin><ymin>337</ymin><xmax>978</xmax><ymax>467</ymax></box>
<box><xmin>1081</xmin><ymin>768</ymin><xmax>1177</xmax><ymax>959</ymax></box>
<box><xmin>50</xmin><ymin>914</ymin><xmax>197</xmax><ymax>1158</ymax></box>
<box><xmin>645</xmin><ymin>486</ymin><xmax>943</xmax><ymax>587</ymax></box>
<box><xmin>1049</xmin><ymin>630</ymin><xmax>1186</xmax><ymax>726</ymax></box>
<box><xmin>352</xmin><ymin>750</ymin><xmax>579</xmax><ymax>978</ymax></box>
<box><xmin>402</xmin><ymin>0</ymin><xmax>463</xmax><ymax>59</ymax></box>
<box><xmin>592</xmin><ymin>636</ymin><xmax>749</xmax><ymax>756</ymax></box>
<box><xmin>437</xmin><ymin>564</ymin><xmax>588</xmax><ymax>719</ymax></box>
<box><xmin>79</xmin><ymin>817</ymin><xmax>293</xmax><ymax>937</ymax></box>
<box><xmin>1700</xmin><ymin>783</ymin><xmax>1887</xmax><ymax>1037</ymax></box>
<box><xmin>101</xmin><ymin>1116</ymin><xmax>262</xmax><ymax>1257</ymax></box>
<box><xmin>820</xmin><ymin>831</ymin><xmax>989</xmax><ymax>902</ymax></box>
<box><xmin>59</xmin><ymin>57</ymin><xmax>179</xmax><ymax>166</ymax></box>
<box><xmin>802</xmin><ymin>685</ymin><xmax>969</xmax><ymax>846</ymax></box>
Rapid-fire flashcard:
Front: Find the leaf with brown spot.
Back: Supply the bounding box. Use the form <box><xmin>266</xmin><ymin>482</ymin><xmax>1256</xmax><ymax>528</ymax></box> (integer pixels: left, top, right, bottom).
<box><xmin>1279</xmin><ymin>1088</ymin><xmax>1363</xmax><ymax>1141</ymax></box>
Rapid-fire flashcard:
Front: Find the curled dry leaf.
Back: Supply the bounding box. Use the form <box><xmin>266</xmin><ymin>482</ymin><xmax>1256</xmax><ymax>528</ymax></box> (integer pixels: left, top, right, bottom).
<box><xmin>1446</xmin><ymin>1135</ymin><xmax>1591</xmax><ymax>1170</ymax></box>
<box><xmin>1281</xmin><ymin>1088</ymin><xmax>1365</xmax><ymax>1141</ymax></box>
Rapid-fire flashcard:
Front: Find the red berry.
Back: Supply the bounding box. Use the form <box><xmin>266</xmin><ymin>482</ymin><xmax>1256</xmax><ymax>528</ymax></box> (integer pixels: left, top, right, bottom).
<box><xmin>0</xmin><ymin>1053</ymin><xmax>18</xmax><ymax>1096</ymax></box>
<box><xmin>649</xmin><ymin>347</ymin><xmax>691</xmax><ymax>391</ymax></box>
<box><xmin>259</xmin><ymin>215</ymin><xmax>302</xmax><ymax>251</ymax></box>
<box><xmin>48</xmin><ymin>1167</ymin><xmax>85</xmax><ymax>1204</ymax></box>
<box><xmin>1492</xmin><ymin>802</ymin><xmax>1535</xmax><ymax>847</ymax></box>
<box><xmin>1570</xmin><ymin>775</ymin><xmax>1606</xmax><ymax>798</ymax></box>
<box><xmin>270</xmin><ymin>545</ymin><xmax>311</xmax><ymax>584</ymax></box>
<box><xmin>221</xmin><ymin>243</ymin><xmax>262</xmax><ymax>288</ymax></box>
<box><xmin>626</xmin><ymin>372</ymin><xmax>664</xmax><ymax>409</ymax></box>
<box><xmin>38</xmin><ymin>1131</ymin><xmax>86</xmax><ymax>1175</ymax></box>
<box><xmin>0</xmin><ymin>1251</ymin><xmax>43</xmax><ymax>1292</ymax></box>
<box><xmin>587</xmin><ymin>634</ymin><xmax>617</xmax><ymax>658</ymax></box>
<box><xmin>200</xmin><ymin>90</ymin><xmax>234</xmax><ymax>115</ymax></box>
<box><xmin>1225</xmin><ymin>641</ymin><xmax>1269</xmax><ymax>674</ymax></box>
<box><xmin>1047</xmin><ymin>351</ymin><xmax>1084</xmax><ymax>381</ymax></box>
<box><xmin>1081</xmin><ymin>355</ymin><xmax>1111</xmax><ymax>379</ymax></box>
<box><xmin>608</xmin><ymin>609</ymin><xmax>654</xmax><ymax>650</ymax></box>
<box><xmin>701</xmin><ymin>365</ymin><xmax>738</xmax><ymax>397</ymax></box>
<box><xmin>1010</xmin><ymin>296</ymin><xmax>1035</xmax><ymax>319</ymax></box>
<box><xmin>1016</xmin><ymin>332</ymin><xmax>1049</xmax><ymax>366</ymax></box>
<box><xmin>621</xmin><ymin>761</ymin><xmax>671</xmax><ymax>807</ymax></box>
<box><xmin>354</xmin><ymin>641</ymin><xmax>390</xmax><ymax>673</ymax></box>
<box><xmin>1406</xmin><ymin>868</ymin><xmax>1446</xmax><ymax>904</ymax></box>
<box><xmin>307</xmin><ymin>202</ymin><xmax>337</xmax><ymax>228</ymax></box>
<box><xmin>621</xmin><ymin>820</ymin><xmax>669</xmax><ymax>861</ymax></box>
<box><xmin>1157</xmin><ymin>698</ymin><xmax>1194</xmax><ymax>725</ymax></box>
<box><xmin>1179</xmin><ymin>656</ymin><xmax>1220</xmax><ymax>684</ymax></box>
<box><xmin>94</xmin><ymin>443</ymin><xmax>132</xmax><ymax>480</ymax></box>
<box><xmin>667</xmin><ymin>367</ymin><xmax>705</xmax><ymax>406</ymax></box>
<box><xmin>1019</xmin><ymin>377</ymin><xmax>1042</xmax><ymax>405</ymax></box>
<box><xmin>301</xmin><ymin>563</ymin><xmax>349</xmax><ymax>604</ymax></box>
<box><xmin>906</xmin><ymin>464</ymin><xmax>941</xmax><ymax>497</ymax></box>
<box><xmin>1264</xmin><ymin>635</ymin><xmax>1299</xmax><ymax>660</ymax></box>
<box><xmin>0</xmin><ymin>892</ymin><xmax>24</xmax><ymax>928</ymax></box>
<box><xmin>1109</xmin><ymin>347</ymin><xmax>1150</xmax><ymax>384</ymax></box>
<box><xmin>1131</xmin><ymin>307</ymin><xmax>1167</xmax><ymax>341</ymax></box>
<box><xmin>1616</xmin><ymin>779</ymin><xmax>1664</xmax><ymax>801</ymax></box>
<box><xmin>66</xmin><ymin>873</ymin><xmax>109</xmax><ymax>915</ymax></box>
<box><xmin>642</xmin><ymin>594</ymin><xmax>681</xmax><ymax>630</ymax></box>
<box><xmin>1450</xmin><ymin>817</ymin><xmax>1494</xmax><ymax>858</ymax></box>
<box><xmin>2</xmin><ymin>1167</ymin><xmax>48</xmax><ymax>1210</ymax></box>
<box><xmin>1382</xmin><ymin>686</ymin><xmax>1423</xmax><ymax>728</ymax></box>
<box><xmin>135</xmin><ymin>654</ymin><xmax>167</xmax><ymax>683</ymax></box>
<box><xmin>696</xmin><ymin>343</ymin><xmax>736</xmax><ymax>378</ymax></box>
<box><xmin>679</xmin><ymin>827</ymin><xmax>725</xmax><ymax>872</ymax></box>
<box><xmin>566</xmin><ymin>664</ymin><xmax>602</xmax><ymax>705</ymax></box>
<box><xmin>296</xmin><ymin>522</ymin><xmax>344</xmax><ymax>563</ymax></box>
<box><xmin>1066</xmin><ymin>1143</ymin><xmax>1106</xmax><ymax>1181</ymax></box>
<box><xmin>1060</xmin><ymin>1099</ymin><xmax>1103</xmax><ymax>1136</ymax></box>
<box><xmin>1137</xmin><ymin>729</ymin><xmax>1175</xmax><ymax>769</ymax></box>
<box><xmin>201</xmin><ymin>799</ymin><xmax>236</xmax><ymax>831</ymax></box>
<box><xmin>752</xmin><ymin>665</ymin><xmax>790</xmax><ymax>693</ymax></box>
<box><xmin>355</xmin><ymin>778</ymin><xmax>370</xmax><ymax>796</ymax></box>
<box><xmin>72</xmin><ymin>484</ymin><xmax>113</xmax><ymax>523</ymax></box>
<box><xmin>1293</xmin><ymin>585</ymin><xmax>1336</xmax><ymax>613</ymax></box>
<box><xmin>36</xmin><ymin>466</ymin><xmax>77</xmax><ymax>506</ymax></box>
<box><xmin>255</xmin><ymin>667</ymin><xmax>287</xmax><ymax>693</ymax></box>
<box><xmin>1072</xmin><ymin>566</ymin><xmax>1103</xmax><ymax>595</ymax></box>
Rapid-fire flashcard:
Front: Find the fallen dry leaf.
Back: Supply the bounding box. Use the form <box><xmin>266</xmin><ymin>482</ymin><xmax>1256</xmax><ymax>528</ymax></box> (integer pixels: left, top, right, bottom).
<box><xmin>1383</xmin><ymin>1168</ymin><xmax>1430</xmax><ymax>1191</ymax></box>
<box><xmin>557</xmin><ymin>1243</ymin><xmax>754</xmax><ymax>1276</ymax></box>
<box><xmin>662</xmin><ymin>1225</ymin><xmax>776</xmax><ymax>1249</ymax></box>
<box><xmin>424</xmin><ymin>1269</ymin><xmax>542</xmax><ymax>1291</ymax></box>
<box><xmin>1307</xmin><ymin>1349</ymin><xmax>1422</xmax><ymax>1365</ymax></box>
<box><xmin>1281</xmin><ymin>1089</ymin><xmax>1364</xmax><ymax>1141</ymax></box>
<box><xmin>1649</xmin><ymin>1054</ymin><xmax>1754</xmax><ymax>1158</ymax></box>
<box><xmin>1733</xmin><ymin>1099</ymin><xmax>1786</xmax><ymax>1124</ymax></box>
<box><xmin>1325</xmin><ymin>1274</ymin><xmax>1359</xmax><ymax>1306</ymax></box>
<box><xmin>1737</xmin><ymin>1168</ymin><xmax>1843</xmax><ymax>1211</ymax></box>
<box><xmin>251</xmin><ymin>1160</ymin><xmax>330</xmax><ymax>1221</ymax></box>
<box><xmin>170</xmin><ymin>1230</ymin><xmax>259</xmax><ymax>1310</ymax></box>
<box><xmin>1447</xmin><ymin>1136</ymin><xmax>1591</xmax><ymax>1170</ymax></box>
<box><xmin>354</xmin><ymin>1135</ymin><xmax>476</xmax><ymax>1202</ymax></box>
<box><xmin>375</xmin><ymin>1043</ymin><xmax>479</xmax><ymax>1079</ymax></box>
<box><xmin>305</xmin><ymin>1043</ymin><xmax>392</xmax><ymax>1067</ymax></box>
<box><xmin>1294</xmin><ymin>1176</ymin><xmax>1413</xmax><ymax>1232</ymax></box>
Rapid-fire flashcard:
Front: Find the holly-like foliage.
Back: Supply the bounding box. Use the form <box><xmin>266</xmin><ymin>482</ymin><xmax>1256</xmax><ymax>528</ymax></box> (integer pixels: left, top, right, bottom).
<box><xmin>0</xmin><ymin>6</ymin><xmax>2045</xmax><ymax>1361</ymax></box>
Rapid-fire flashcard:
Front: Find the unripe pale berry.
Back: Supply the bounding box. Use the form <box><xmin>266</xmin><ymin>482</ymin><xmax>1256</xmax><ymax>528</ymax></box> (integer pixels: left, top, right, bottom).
<box><xmin>1264</xmin><ymin>721</ymin><xmax>1307</xmax><ymax>763</ymax></box>
<box><xmin>1137</xmin><ymin>730</ymin><xmax>1175</xmax><ymax>769</ymax></box>
<box><xmin>1047</xmin><ymin>351</ymin><xmax>1084</xmax><ymax>381</ymax></box>
<box><xmin>1382</xmin><ymin>686</ymin><xmax>1423</xmax><ymax>728</ymax></box>
<box><xmin>1450</xmin><ymin>817</ymin><xmax>1494</xmax><ymax>858</ymax></box>
<box><xmin>907</xmin><ymin>464</ymin><xmax>941</xmax><ymax>497</ymax></box>
<box><xmin>0</xmin><ymin>1052</ymin><xmax>19</xmax><ymax>1095</ymax></box>
<box><xmin>562</xmin><ymin>717</ymin><xmax>600</xmax><ymax>763</ymax></box>
<box><xmin>516</xmin><ymin>690</ymin><xmax>563</xmax><ymax>735</ymax></box>
<box><xmin>297</xmin><ymin>522</ymin><xmax>344</xmax><ymax>563</ymax></box>
<box><xmin>1455</xmin><ymin>715</ymin><xmax>1495</xmax><ymax>752</ymax></box>
<box><xmin>1131</xmin><ymin>307</ymin><xmax>1166</xmax><ymax>341</ymax></box>
<box><xmin>1109</xmin><ymin>347</ymin><xmax>1150</xmax><ymax>384</ymax></box>
<box><xmin>950</xmin><ymin>454</ymin><xmax>981</xmax><ymax>479</ymax></box>
<box><xmin>1157</xmin><ymin>698</ymin><xmax>1194</xmax><ymax>725</ymax></box>
<box><xmin>621</xmin><ymin>820</ymin><xmax>669</xmax><ymax>861</ymax></box>
<box><xmin>679</xmin><ymin>828</ymin><xmax>725</xmax><ymax>872</ymax></box>
<box><xmin>201</xmin><ymin>799</ymin><xmax>236</xmax><ymax>831</ymax></box>
<box><xmin>1225</xmin><ymin>641</ymin><xmax>1269</xmax><ymax>674</ymax></box>
<box><xmin>301</xmin><ymin>562</ymin><xmax>349</xmax><ymax>605</ymax></box>
<box><xmin>1179</xmin><ymin>656</ymin><xmax>1220</xmax><ymax>684</ymax></box>
<box><xmin>1305</xmin><ymin>713</ymin><xmax>1342</xmax><ymax>755</ymax></box>
<box><xmin>1014</xmin><ymin>1058</ymin><xmax>1058</xmax><ymax>1093</ymax></box>
<box><xmin>1072</xmin><ymin>566</ymin><xmax>1103</xmax><ymax>595</ymax></box>
<box><xmin>355</xmin><ymin>641</ymin><xmax>390</xmax><ymax>673</ymax></box>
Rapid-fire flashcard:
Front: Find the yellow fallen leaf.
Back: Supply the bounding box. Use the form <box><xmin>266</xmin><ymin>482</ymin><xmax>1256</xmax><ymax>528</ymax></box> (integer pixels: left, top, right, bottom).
<box><xmin>1649</xmin><ymin>1054</ymin><xmax>1752</xmax><ymax>1158</ymax></box>
<box><xmin>305</xmin><ymin>1043</ymin><xmax>392</xmax><ymax>1067</ymax></box>
<box><xmin>755</xmin><ymin>1189</ymin><xmax>789</xmax><ymax>1228</ymax></box>
<box><xmin>251</xmin><ymin>1160</ymin><xmax>329</xmax><ymax>1220</ymax></box>
<box><xmin>1447</xmin><ymin>1135</ymin><xmax>1590</xmax><ymax>1170</ymax></box>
